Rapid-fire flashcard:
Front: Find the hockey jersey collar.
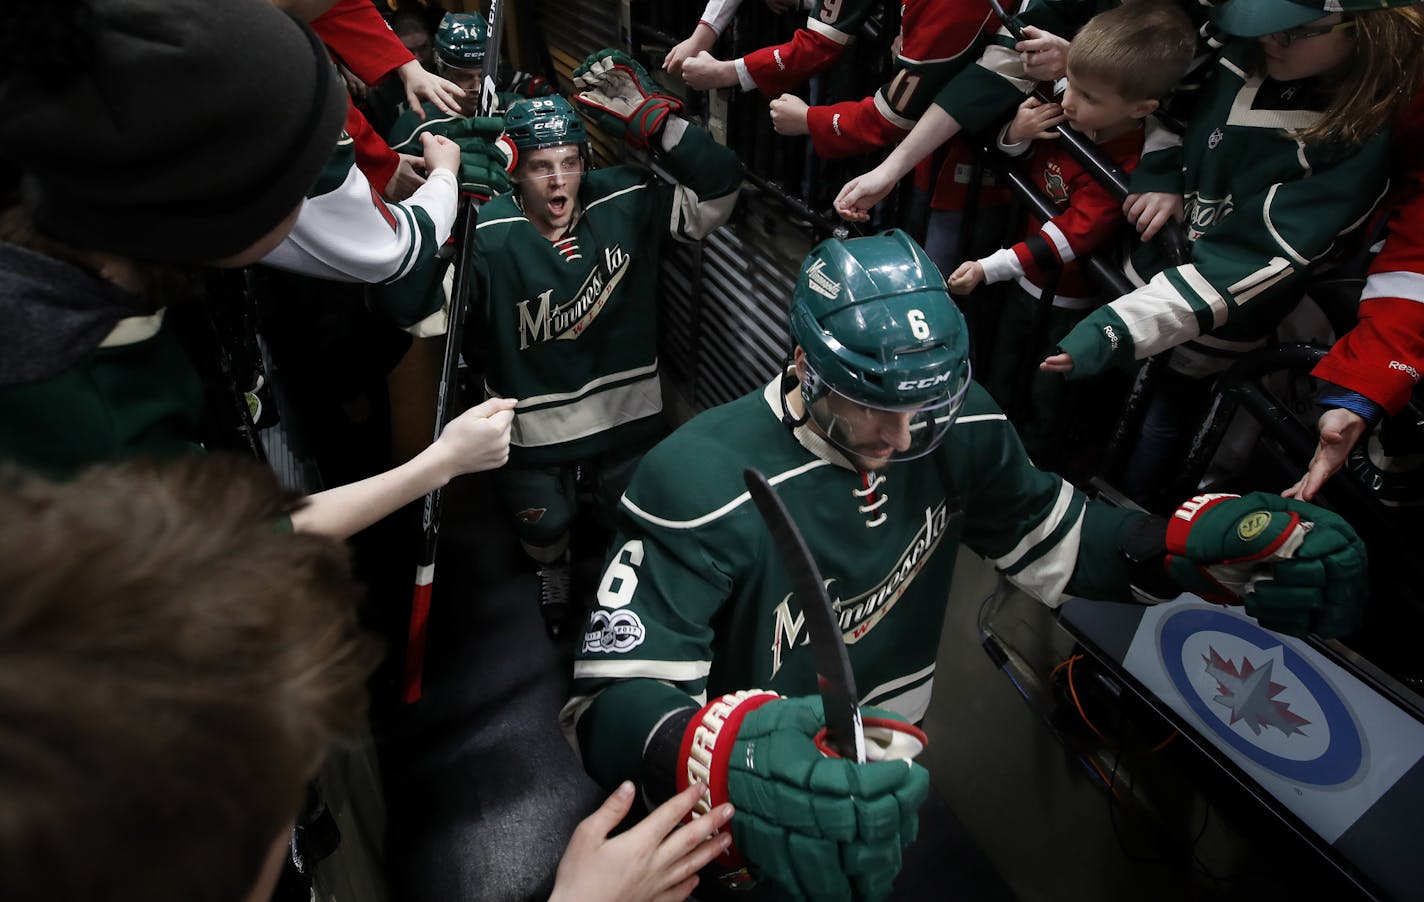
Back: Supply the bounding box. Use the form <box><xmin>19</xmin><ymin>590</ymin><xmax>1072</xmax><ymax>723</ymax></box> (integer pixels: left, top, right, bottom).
<box><xmin>761</xmin><ymin>374</ymin><xmax>862</xmax><ymax>473</ymax></box>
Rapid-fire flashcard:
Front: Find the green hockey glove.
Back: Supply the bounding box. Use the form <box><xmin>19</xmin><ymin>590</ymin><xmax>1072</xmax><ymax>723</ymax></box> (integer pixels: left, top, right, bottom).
<box><xmin>677</xmin><ymin>691</ymin><xmax>929</xmax><ymax>902</ymax></box>
<box><xmin>1165</xmin><ymin>492</ymin><xmax>1368</xmax><ymax>638</ymax></box>
<box><xmin>572</xmin><ymin>48</ymin><xmax>684</xmax><ymax>150</ymax></box>
<box><xmin>443</xmin><ymin>115</ymin><xmax>506</xmax><ymax>142</ymax></box>
<box><xmin>444</xmin><ymin>130</ymin><xmax>514</xmax><ymax>199</ymax></box>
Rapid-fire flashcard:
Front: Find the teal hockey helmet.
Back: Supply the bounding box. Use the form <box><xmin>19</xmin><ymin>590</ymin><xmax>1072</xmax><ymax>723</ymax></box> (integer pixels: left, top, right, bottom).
<box><xmin>504</xmin><ymin>95</ymin><xmax>588</xmax><ymax>153</ymax></box>
<box><xmin>789</xmin><ymin>229</ymin><xmax>971</xmax><ymax>463</ymax></box>
<box><xmin>434</xmin><ymin>12</ymin><xmax>487</xmax><ymax>69</ymax></box>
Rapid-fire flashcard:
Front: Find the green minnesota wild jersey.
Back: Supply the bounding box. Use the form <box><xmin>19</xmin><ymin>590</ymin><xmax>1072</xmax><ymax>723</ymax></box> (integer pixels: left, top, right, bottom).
<box><xmin>563</xmin><ymin>378</ymin><xmax>1150</xmax><ymax>789</ymax></box>
<box><xmin>1062</xmin><ymin>40</ymin><xmax>1390</xmax><ymax>377</ymax></box>
<box><xmin>470</xmin><ymin>122</ymin><xmax>741</xmax><ymax>465</ymax></box>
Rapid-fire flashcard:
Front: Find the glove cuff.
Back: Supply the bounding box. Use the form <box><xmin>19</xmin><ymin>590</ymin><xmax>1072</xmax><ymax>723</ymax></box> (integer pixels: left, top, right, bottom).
<box><xmin>677</xmin><ymin>689</ymin><xmax>780</xmax><ymax>868</ymax></box>
<box><xmin>1165</xmin><ymin>493</ymin><xmax>1240</xmax><ymax>554</ymax></box>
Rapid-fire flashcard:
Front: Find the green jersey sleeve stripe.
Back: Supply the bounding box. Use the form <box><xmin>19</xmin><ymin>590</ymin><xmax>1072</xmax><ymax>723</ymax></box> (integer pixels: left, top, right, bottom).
<box><xmin>390</xmin><ymin>202</ymin><xmax>421</xmax><ymax>281</ymax></box>
<box><xmin>477</xmin><ymin>215</ymin><xmax>525</xmax><ymax>230</ymax></box>
<box><xmin>1262</xmin><ymin>184</ymin><xmax>1310</xmax><ymax>266</ymax></box>
<box><xmin>1165</xmin><ymin>265</ymin><xmax>1221</xmax><ymax>334</ymax></box>
<box><xmin>860</xmin><ymin>662</ymin><xmax>935</xmax><ymax>707</ymax></box>
<box><xmin>573</xmin><ymin>658</ymin><xmax>712</xmax><ymax>682</ymax></box>
<box><xmin>510</xmin><ymin>361</ymin><xmax>660</xmax><ymax>410</ymax></box>
<box><xmin>621</xmin><ymin>459</ymin><xmax>834</xmax><ymax>530</ymax></box>
<box><xmin>993</xmin><ymin>480</ymin><xmax>1076</xmax><ymax>572</ymax></box>
<box><xmin>583</xmin><ymin>183</ymin><xmax>647</xmax><ymax>213</ymax></box>
<box><xmin>1006</xmin><ymin>502</ymin><xmax>1086</xmax><ymax>607</ymax></box>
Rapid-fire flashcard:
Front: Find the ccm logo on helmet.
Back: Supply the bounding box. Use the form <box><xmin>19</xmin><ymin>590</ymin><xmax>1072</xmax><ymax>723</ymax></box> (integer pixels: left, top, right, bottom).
<box><xmin>897</xmin><ymin>372</ymin><xmax>955</xmax><ymax>390</ymax></box>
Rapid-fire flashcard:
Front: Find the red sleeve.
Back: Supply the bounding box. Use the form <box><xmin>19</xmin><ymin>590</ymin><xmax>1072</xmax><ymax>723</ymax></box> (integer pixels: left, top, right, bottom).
<box><xmin>1311</xmin><ymin>94</ymin><xmax>1424</xmax><ymax>414</ymax></box>
<box><xmin>1312</xmin><ymin>296</ymin><xmax>1424</xmax><ymax>414</ymax></box>
<box><xmin>311</xmin><ymin>0</ymin><xmax>413</xmax><ymax>85</ymax></box>
<box><xmin>806</xmin><ymin>93</ymin><xmax>909</xmax><ymax>159</ymax></box>
<box><xmin>1014</xmin><ymin>139</ymin><xmax>1140</xmax><ymax>284</ymax></box>
<box><xmin>742</xmin><ymin>27</ymin><xmax>848</xmax><ymax>97</ymax></box>
<box><xmin>804</xmin><ymin>0</ymin><xmax>996</xmax><ymax>159</ymax></box>
<box><xmin>345</xmin><ymin>102</ymin><xmax>399</xmax><ymax>196</ymax></box>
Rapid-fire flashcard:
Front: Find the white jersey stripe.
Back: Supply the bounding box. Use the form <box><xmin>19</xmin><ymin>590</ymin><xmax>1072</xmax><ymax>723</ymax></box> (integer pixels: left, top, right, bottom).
<box><xmin>510</xmin><ymin>373</ymin><xmax>663</xmax><ymax>447</ymax></box>
<box><xmin>584</xmin><ymin>183</ymin><xmax>647</xmax><ymax>213</ymax></box>
<box><xmin>477</xmin><ymin>215</ymin><xmax>528</xmax><ymax>230</ymax></box>
<box><xmin>994</xmin><ymin>480</ymin><xmax>1075</xmax><ymax>573</ymax></box>
<box><xmin>1005</xmin><ymin>505</ymin><xmax>1085</xmax><ymax>607</ymax></box>
<box><xmin>573</xmin><ymin>658</ymin><xmax>712</xmax><ymax>681</ymax></box>
<box><xmin>806</xmin><ymin>18</ymin><xmax>853</xmax><ymax>44</ymax></box>
<box><xmin>861</xmin><ymin>662</ymin><xmax>935</xmax><ymax>707</ymax></box>
<box><xmin>1361</xmin><ymin>271</ymin><xmax>1424</xmax><ymax>303</ymax></box>
<box><xmin>623</xmin><ymin>458</ymin><xmax>834</xmax><ymax>530</ymax></box>
<box><xmin>510</xmin><ymin>360</ymin><xmax>660</xmax><ymax>409</ymax></box>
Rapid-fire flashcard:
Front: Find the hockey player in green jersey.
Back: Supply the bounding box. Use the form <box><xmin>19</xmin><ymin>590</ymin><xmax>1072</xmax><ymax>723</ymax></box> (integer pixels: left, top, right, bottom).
<box><xmin>468</xmin><ymin>52</ymin><xmax>742</xmax><ymax>634</ymax></box>
<box><xmin>386</xmin><ymin>12</ymin><xmax>515</xmax><ymax>200</ymax></box>
<box><xmin>563</xmin><ymin>230</ymin><xmax>1369</xmax><ymax>900</ymax></box>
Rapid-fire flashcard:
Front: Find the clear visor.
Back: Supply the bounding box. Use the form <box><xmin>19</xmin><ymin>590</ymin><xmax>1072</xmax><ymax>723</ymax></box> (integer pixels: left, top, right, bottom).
<box><xmin>806</xmin><ymin>362</ymin><xmax>972</xmax><ymax>467</ymax></box>
<box><xmin>516</xmin><ymin>147</ymin><xmax>585</xmax><ymax>181</ymax></box>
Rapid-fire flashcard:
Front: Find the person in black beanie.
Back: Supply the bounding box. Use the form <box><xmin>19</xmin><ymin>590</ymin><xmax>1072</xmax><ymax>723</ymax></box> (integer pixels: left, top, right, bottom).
<box><xmin>0</xmin><ymin>0</ymin><xmax>348</xmax><ymax>472</ymax></box>
<box><xmin>0</xmin><ymin>0</ymin><xmax>520</xmax><ymax>529</ymax></box>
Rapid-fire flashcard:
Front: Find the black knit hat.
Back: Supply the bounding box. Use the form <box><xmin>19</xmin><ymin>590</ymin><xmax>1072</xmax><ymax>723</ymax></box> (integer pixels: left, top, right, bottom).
<box><xmin>0</xmin><ymin>0</ymin><xmax>346</xmax><ymax>263</ymax></box>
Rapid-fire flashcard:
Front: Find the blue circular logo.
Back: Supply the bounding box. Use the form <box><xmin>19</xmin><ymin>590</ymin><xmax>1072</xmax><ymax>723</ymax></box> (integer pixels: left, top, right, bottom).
<box><xmin>1158</xmin><ymin>608</ymin><xmax>1363</xmax><ymax>786</ymax></box>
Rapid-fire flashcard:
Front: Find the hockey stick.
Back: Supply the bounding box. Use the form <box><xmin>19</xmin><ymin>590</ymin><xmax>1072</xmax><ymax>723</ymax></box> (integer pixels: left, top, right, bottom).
<box><xmin>743</xmin><ymin>468</ymin><xmax>867</xmax><ymax>762</ymax></box>
<box><xmin>402</xmin><ymin>0</ymin><xmax>506</xmax><ymax>705</ymax></box>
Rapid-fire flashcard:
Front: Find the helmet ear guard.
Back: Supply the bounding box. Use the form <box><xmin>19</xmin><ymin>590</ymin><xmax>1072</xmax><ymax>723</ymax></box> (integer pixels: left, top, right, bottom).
<box><xmin>777</xmin><ymin>352</ymin><xmax>811</xmax><ymax>428</ymax></box>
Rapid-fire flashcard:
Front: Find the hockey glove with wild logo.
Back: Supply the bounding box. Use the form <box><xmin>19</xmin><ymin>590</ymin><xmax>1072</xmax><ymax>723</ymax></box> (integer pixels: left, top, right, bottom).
<box><xmin>573</xmin><ymin>49</ymin><xmax>684</xmax><ymax>150</ymax></box>
<box><xmin>1165</xmin><ymin>492</ymin><xmax>1367</xmax><ymax>638</ymax></box>
<box><xmin>676</xmin><ymin>691</ymin><xmax>929</xmax><ymax>901</ymax></box>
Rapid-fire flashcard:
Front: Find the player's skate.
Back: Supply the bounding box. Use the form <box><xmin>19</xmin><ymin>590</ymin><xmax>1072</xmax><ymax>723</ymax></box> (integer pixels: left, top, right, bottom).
<box><xmin>537</xmin><ymin>552</ymin><xmax>573</xmax><ymax>639</ymax></box>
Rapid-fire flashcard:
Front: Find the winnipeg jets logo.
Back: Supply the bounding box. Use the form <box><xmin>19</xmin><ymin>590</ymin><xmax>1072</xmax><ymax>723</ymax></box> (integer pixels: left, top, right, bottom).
<box><xmin>805</xmin><ymin>258</ymin><xmax>841</xmax><ymax>300</ymax></box>
<box><xmin>1203</xmin><ymin>648</ymin><xmax>1310</xmax><ymax>737</ymax></box>
<box><xmin>1208</xmin><ymin>128</ymin><xmax>1223</xmax><ymax>150</ymax></box>
<box><xmin>516</xmin><ymin>244</ymin><xmax>631</xmax><ymax>348</ymax></box>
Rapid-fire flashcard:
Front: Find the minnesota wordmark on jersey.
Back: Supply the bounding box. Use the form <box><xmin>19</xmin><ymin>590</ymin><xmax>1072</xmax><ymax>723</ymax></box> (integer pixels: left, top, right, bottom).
<box><xmin>517</xmin><ymin>244</ymin><xmax>631</xmax><ymax>349</ymax></box>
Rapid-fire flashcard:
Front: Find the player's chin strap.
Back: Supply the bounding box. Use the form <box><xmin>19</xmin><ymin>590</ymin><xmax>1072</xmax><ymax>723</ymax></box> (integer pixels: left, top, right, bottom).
<box><xmin>777</xmin><ymin>355</ymin><xmax>810</xmax><ymax>428</ymax></box>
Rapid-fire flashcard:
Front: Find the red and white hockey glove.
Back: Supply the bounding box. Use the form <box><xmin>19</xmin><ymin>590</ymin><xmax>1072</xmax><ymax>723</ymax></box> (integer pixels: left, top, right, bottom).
<box><xmin>573</xmin><ymin>49</ymin><xmax>684</xmax><ymax>150</ymax></box>
<box><xmin>677</xmin><ymin>691</ymin><xmax>928</xmax><ymax>901</ymax></box>
<box><xmin>1165</xmin><ymin>492</ymin><xmax>1368</xmax><ymax>638</ymax></box>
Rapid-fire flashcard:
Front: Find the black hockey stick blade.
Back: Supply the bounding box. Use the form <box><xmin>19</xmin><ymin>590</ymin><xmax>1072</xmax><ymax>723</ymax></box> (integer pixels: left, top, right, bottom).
<box><xmin>743</xmin><ymin>468</ymin><xmax>866</xmax><ymax>763</ymax></box>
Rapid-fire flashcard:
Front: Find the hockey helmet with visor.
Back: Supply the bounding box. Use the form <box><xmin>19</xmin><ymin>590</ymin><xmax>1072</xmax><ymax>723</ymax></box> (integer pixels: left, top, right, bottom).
<box><xmin>504</xmin><ymin>95</ymin><xmax>588</xmax><ymax>154</ymax></box>
<box><xmin>789</xmin><ymin>229</ymin><xmax>971</xmax><ymax>465</ymax></box>
<box><xmin>434</xmin><ymin>12</ymin><xmax>487</xmax><ymax>70</ymax></box>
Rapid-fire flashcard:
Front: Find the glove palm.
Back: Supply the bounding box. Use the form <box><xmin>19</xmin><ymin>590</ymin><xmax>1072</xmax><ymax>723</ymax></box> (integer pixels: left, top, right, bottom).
<box><xmin>572</xmin><ymin>49</ymin><xmax>683</xmax><ymax>149</ymax></box>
